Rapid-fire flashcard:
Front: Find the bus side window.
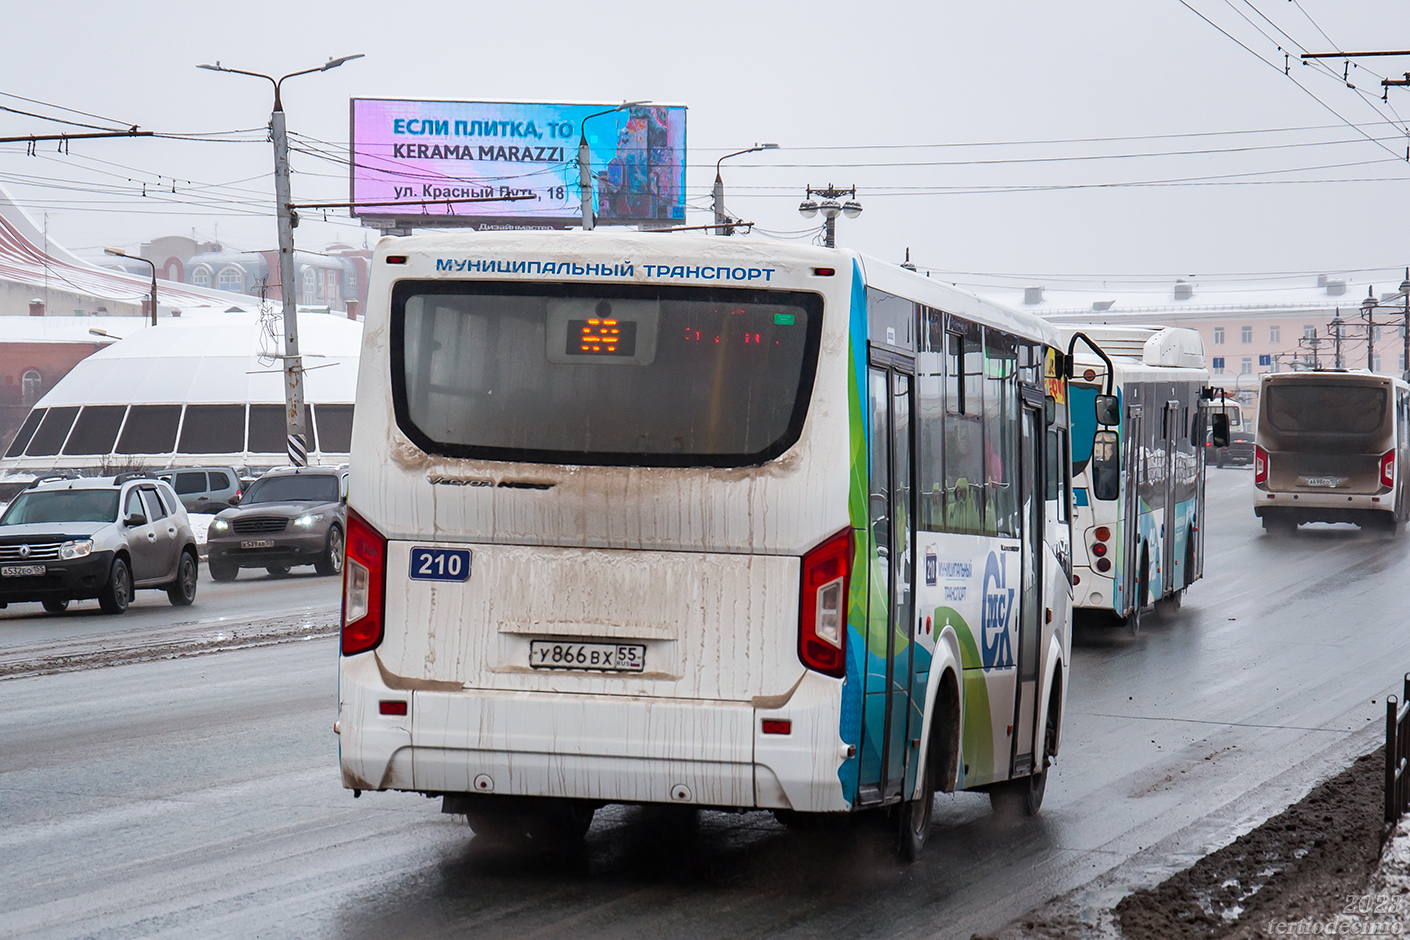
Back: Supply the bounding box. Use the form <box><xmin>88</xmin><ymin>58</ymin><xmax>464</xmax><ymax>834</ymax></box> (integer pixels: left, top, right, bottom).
<box><xmin>944</xmin><ymin>319</ymin><xmax>985</xmax><ymax>535</ymax></box>
<box><xmin>916</xmin><ymin>310</ymin><xmax>946</xmax><ymax>532</ymax></box>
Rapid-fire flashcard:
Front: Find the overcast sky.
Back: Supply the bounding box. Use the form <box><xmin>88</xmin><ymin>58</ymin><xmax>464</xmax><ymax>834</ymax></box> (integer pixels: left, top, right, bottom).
<box><xmin>4</xmin><ymin>0</ymin><xmax>1410</xmax><ymax>291</ymax></box>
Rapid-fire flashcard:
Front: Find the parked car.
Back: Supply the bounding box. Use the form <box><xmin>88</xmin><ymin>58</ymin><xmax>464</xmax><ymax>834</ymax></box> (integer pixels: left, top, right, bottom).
<box><xmin>0</xmin><ymin>473</ymin><xmax>199</xmax><ymax>614</ymax></box>
<box><xmin>157</xmin><ymin>467</ymin><xmax>242</xmax><ymax>514</ymax></box>
<box><xmin>205</xmin><ymin>466</ymin><xmax>347</xmax><ymax>581</ymax></box>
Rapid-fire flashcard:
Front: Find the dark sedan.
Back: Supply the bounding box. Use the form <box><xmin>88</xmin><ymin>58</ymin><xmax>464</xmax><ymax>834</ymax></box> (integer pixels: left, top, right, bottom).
<box><xmin>206</xmin><ymin>467</ymin><xmax>346</xmax><ymax>580</ymax></box>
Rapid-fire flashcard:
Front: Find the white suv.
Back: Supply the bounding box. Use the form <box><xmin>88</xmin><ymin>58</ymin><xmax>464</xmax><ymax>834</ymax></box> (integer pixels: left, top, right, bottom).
<box><xmin>0</xmin><ymin>474</ymin><xmax>199</xmax><ymax>614</ymax></box>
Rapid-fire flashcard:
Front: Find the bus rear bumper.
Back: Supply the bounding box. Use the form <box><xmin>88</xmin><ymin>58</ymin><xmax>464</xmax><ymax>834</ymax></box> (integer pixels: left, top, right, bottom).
<box><xmin>338</xmin><ymin>652</ymin><xmax>850</xmax><ymax>813</ymax></box>
<box><xmin>1255</xmin><ymin>491</ymin><xmax>1391</xmax><ymax>522</ymax></box>
<box><xmin>1071</xmin><ymin>567</ymin><xmax>1115</xmax><ymax>610</ymax></box>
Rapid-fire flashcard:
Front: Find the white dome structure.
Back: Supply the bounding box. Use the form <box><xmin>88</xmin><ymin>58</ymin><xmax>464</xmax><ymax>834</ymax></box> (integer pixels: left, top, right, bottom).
<box><xmin>1</xmin><ymin>312</ymin><xmax>361</xmax><ymax>474</ymax></box>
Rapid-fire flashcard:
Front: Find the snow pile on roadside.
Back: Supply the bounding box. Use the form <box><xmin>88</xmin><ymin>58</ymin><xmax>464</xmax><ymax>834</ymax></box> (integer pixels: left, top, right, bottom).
<box><xmin>1371</xmin><ymin>817</ymin><xmax>1410</xmax><ymax>893</ymax></box>
<box><xmin>187</xmin><ymin>512</ymin><xmax>216</xmax><ymax>547</ymax></box>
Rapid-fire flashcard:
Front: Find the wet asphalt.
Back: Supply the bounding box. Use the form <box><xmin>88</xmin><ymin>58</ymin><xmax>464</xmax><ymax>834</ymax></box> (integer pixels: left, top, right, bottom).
<box><xmin>2</xmin><ymin>466</ymin><xmax>1408</xmax><ymax>940</ymax></box>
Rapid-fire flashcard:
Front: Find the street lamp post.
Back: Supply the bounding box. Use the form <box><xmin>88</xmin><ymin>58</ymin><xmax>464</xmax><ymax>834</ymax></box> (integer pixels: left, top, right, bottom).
<box><xmin>197</xmin><ymin>54</ymin><xmax>363</xmax><ymax>466</ymax></box>
<box><xmin>1362</xmin><ymin>289</ymin><xmax>1378</xmax><ymax>372</ymax></box>
<box><xmin>798</xmin><ymin>183</ymin><xmax>862</xmax><ymax>248</ymax></box>
<box><xmin>576</xmin><ymin>101</ymin><xmax>651</xmax><ymax>232</ymax></box>
<box><xmin>1330</xmin><ymin>312</ymin><xmax>1344</xmax><ymax>370</ymax></box>
<box><xmin>103</xmin><ymin>247</ymin><xmax>156</xmax><ymax>327</ymax></box>
<box><xmin>713</xmin><ymin>143</ymin><xmax>777</xmax><ymax>235</ymax></box>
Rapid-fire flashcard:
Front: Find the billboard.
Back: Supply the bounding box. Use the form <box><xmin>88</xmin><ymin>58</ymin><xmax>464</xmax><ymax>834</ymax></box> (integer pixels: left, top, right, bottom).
<box><xmin>349</xmin><ymin>99</ymin><xmax>687</xmax><ymax>229</ymax></box>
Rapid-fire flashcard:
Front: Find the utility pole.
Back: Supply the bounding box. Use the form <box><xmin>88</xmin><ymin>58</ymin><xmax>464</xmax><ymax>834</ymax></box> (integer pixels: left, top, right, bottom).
<box><xmin>198</xmin><ymin>55</ymin><xmax>363</xmax><ymax>466</ymax></box>
<box><xmin>1366</xmin><ymin>287</ymin><xmax>1377</xmax><ymax>371</ymax></box>
<box><xmin>1331</xmin><ymin>311</ymin><xmax>1344</xmax><ymax>370</ymax></box>
<box><xmin>1401</xmin><ymin>268</ymin><xmax>1410</xmax><ymax>379</ymax></box>
<box><xmin>270</xmin><ymin>103</ymin><xmax>306</xmax><ymax>464</ymax></box>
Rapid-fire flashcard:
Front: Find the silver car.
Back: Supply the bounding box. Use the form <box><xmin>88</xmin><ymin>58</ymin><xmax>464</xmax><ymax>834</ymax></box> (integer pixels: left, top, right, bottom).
<box><xmin>0</xmin><ymin>474</ymin><xmax>199</xmax><ymax>614</ymax></box>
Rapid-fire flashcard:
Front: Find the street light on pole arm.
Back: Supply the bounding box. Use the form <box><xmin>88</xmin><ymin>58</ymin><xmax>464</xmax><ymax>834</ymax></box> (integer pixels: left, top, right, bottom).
<box><xmin>578</xmin><ymin>100</ymin><xmax>651</xmax><ymax>231</ymax></box>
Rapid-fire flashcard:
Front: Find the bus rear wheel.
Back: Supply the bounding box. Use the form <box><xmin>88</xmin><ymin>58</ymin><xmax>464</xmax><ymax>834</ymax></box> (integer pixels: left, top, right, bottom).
<box><xmin>896</xmin><ymin>748</ymin><xmax>936</xmax><ymax>862</ymax></box>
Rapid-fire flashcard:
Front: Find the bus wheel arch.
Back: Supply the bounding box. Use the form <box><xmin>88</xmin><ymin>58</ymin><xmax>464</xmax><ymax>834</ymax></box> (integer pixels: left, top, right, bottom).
<box><xmin>930</xmin><ymin>667</ymin><xmax>961</xmax><ymax>794</ymax></box>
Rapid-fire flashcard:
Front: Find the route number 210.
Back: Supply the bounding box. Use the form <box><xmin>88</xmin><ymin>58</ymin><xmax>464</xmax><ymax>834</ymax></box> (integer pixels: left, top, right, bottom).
<box><xmin>409</xmin><ymin>547</ymin><xmax>473</xmax><ymax>582</ymax></box>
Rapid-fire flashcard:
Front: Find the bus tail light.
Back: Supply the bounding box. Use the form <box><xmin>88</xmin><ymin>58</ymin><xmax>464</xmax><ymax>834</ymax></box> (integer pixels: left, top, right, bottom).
<box><xmin>342</xmin><ymin>509</ymin><xmax>387</xmax><ymax>656</ymax></box>
<box><xmin>1094</xmin><ymin>526</ymin><xmax>1111</xmax><ymax>542</ymax></box>
<box><xmin>798</xmin><ymin>528</ymin><xmax>853</xmax><ymax>678</ymax></box>
<box><xmin>1382</xmin><ymin>451</ymin><xmax>1396</xmax><ymax>488</ymax></box>
<box><xmin>1254</xmin><ymin>445</ymin><xmax>1269</xmax><ymax>484</ymax></box>
<box><xmin>1091</xmin><ymin>542</ymin><xmax>1107</xmax><ymax>557</ymax></box>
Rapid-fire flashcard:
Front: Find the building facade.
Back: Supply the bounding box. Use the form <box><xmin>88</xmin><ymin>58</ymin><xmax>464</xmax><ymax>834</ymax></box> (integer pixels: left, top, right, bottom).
<box><xmin>124</xmin><ymin>240</ymin><xmax>372</xmax><ymax>319</ymax></box>
<box><xmin>983</xmin><ymin>275</ymin><xmax>1410</xmax><ymax>407</ymax></box>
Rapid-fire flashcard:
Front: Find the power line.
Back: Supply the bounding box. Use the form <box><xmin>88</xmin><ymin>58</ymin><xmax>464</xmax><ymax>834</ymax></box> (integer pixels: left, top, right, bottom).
<box><xmin>1174</xmin><ymin>0</ymin><xmax>1407</xmax><ymax>161</ymax></box>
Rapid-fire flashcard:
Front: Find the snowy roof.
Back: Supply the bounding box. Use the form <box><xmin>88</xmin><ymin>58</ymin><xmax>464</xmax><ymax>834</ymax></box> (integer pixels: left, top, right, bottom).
<box><xmin>0</xmin><ymin>315</ymin><xmax>145</xmax><ymax>346</ymax></box>
<box><xmin>36</xmin><ymin>312</ymin><xmax>361</xmax><ymax>408</ymax></box>
<box><xmin>976</xmin><ymin>275</ymin><xmax>1396</xmax><ymax>322</ymax></box>
<box><xmin>0</xmin><ymin>183</ymin><xmax>256</xmax><ymax>313</ymax></box>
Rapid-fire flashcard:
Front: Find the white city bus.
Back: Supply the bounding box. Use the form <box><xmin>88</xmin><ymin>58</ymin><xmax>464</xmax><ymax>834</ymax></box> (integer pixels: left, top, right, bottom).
<box><xmin>338</xmin><ymin>231</ymin><xmax>1074</xmax><ymax>859</ymax></box>
<box><xmin>1059</xmin><ymin>326</ymin><xmax>1210</xmax><ymax>635</ymax></box>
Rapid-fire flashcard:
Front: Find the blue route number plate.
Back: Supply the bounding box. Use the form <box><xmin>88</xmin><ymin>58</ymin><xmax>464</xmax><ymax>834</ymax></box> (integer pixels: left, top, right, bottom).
<box><xmin>408</xmin><ymin>547</ymin><xmax>472</xmax><ymax>582</ymax></box>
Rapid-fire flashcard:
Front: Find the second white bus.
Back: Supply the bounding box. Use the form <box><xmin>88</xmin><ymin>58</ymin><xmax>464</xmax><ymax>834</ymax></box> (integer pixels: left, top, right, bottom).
<box><xmin>1060</xmin><ymin>326</ymin><xmax>1210</xmax><ymax>634</ymax></box>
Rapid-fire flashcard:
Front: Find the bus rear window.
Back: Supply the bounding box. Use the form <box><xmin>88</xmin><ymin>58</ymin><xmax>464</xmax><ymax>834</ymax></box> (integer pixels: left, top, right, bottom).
<box><xmin>391</xmin><ymin>282</ymin><xmax>823</xmax><ymax>467</ymax></box>
<box><xmin>1265</xmin><ymin>384</ymin><xmax>1386</xmax><ymax>434</ymax></box>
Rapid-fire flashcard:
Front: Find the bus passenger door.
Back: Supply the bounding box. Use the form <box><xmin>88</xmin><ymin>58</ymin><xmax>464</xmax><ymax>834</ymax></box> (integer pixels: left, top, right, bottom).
<box><xmin>860</xmin><ymin>359</ymin><xmax>917</xmax><ymax>805</ymax></box>
<box><xmin>1011</xmin><ymin>394</ymin><xmax>1044</xmax><ymax>776</ymax></box>
<box><xmin>1122</xmin><ymin>403</ymin><xmax>1143</xmax><ymax>614</ymax></box>
<box><xmin>1162</xmin><ymin>399</ymin><xmax>1179</xmax><ymax>597</ymax></box>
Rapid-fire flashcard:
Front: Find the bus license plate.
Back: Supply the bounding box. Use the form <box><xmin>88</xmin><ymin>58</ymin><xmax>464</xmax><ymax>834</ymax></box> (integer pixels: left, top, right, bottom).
<box><xmin>529</xmin><ymin>641</ymin><xmax>645</xmax><ymax>673</ymax></box>
<box><xmin>1</xmin><ymin>564</ymin><xmax>44</xmax><ymax>577</ymax></box>
<box><xmin>240</xmin><ymin>539</ymin><xmax>275</xmax><ymax>549</ymax></box>
<box><xmin>1302</xmin><ymin>476</ymin><xmax>1346</xmax><ymax>488</ymax></box>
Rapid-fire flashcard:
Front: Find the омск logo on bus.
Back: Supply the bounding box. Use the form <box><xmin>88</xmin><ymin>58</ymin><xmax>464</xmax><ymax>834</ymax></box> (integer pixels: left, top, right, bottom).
<box><xmin>981</xmin><ymin>551</ymin><xmax>1015</xmax><ymax>670</ymax></box>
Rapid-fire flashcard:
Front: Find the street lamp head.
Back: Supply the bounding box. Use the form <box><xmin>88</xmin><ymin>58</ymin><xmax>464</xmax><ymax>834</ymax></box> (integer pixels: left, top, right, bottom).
<box><xmin>321</xmin><ymin>53</ymin><xmax>365</xmax><ymax>71</ymax></box>
<box><xmin>757</xmin><ymin>142</ymin><xmax>780</xmax><ymax>150</ymax></box>
<box><xmin>798</xmin><ymin>199</ymin><xmax>819</xmax><ymax>219</ymax></box>
<box><xmin>103</xmin><ymin>247</ymin><xmax>128</xmax><ymax>258</ymax></box>
<box><xmin>1363</xmin><ymin>295</ymin><xmax>1378</xmax><ymax>312</ymax></box>
<box><xmin>196</xmin><ymin>62</ymin><xmax>224</xmax><ymax>72</ymax></box>
<box><xmin>841</xmin><ymin>199</ymin><xmax>863</xmax><ymax>219</ymax></box>
<box><xmin>819</xmin><ymin>199</ymin><xmax>841</xmax><ymax>220</ymax></box>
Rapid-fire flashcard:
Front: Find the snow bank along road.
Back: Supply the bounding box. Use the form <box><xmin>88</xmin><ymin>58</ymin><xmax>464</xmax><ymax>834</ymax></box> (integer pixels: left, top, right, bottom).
<box><xmin>1</xmin><ymin>468</ymin><xmax>1406</xmax><ymax>940</ymax></box>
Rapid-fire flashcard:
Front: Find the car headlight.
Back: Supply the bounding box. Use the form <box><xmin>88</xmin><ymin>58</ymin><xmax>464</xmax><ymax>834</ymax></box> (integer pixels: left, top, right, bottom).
<box><xmin>293</xmin><ymin>513</ymin><xmax>325</xmax><ymax>529</ymax></box>
<box><xmin>210</xmin><ymin>518</ymin><xmax>231</xmax><ymax>534</ymax></box>
<box><xmin>59</xmin><ymin>539</ymin><xmax>93</xmax><ymax>560</ymax></box>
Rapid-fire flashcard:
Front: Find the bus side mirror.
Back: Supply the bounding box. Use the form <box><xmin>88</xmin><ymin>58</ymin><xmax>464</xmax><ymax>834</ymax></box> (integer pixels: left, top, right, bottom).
<box><xmin>1211</xmin><ymin>412</ymin><xmax>1231</xmax><ymax>448</ymax></box>
<box><xmin>1094</xmin><ymin>394</ymin><xmax>1119</xmax><ymax>427</ymax></box>
<box><xmin>1091</xmin><ymin>429</ymin><xmax>1120</xmax><ymax>500</ymax></box>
